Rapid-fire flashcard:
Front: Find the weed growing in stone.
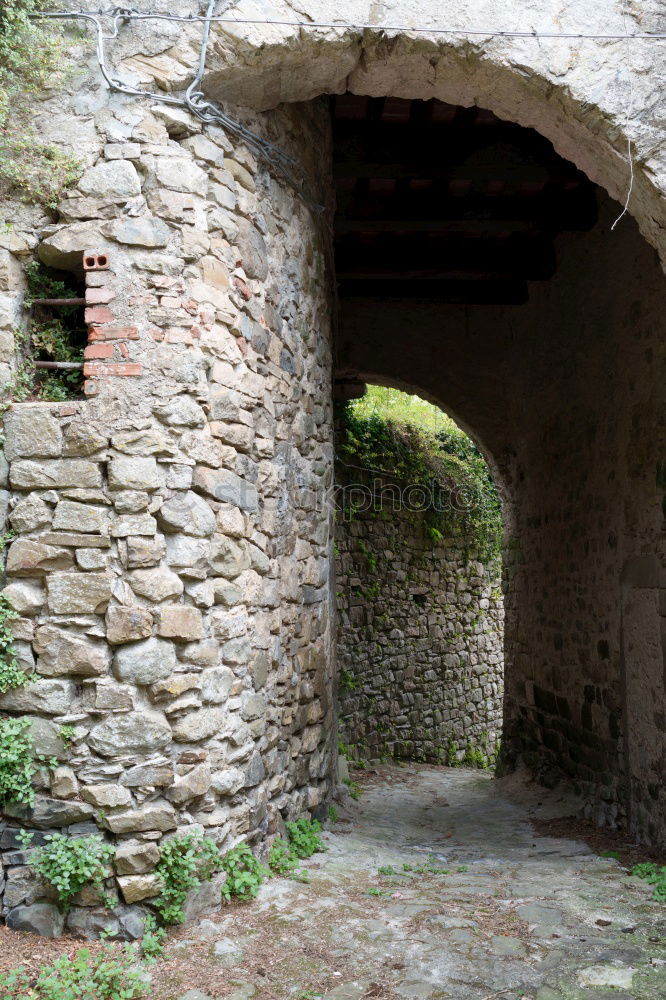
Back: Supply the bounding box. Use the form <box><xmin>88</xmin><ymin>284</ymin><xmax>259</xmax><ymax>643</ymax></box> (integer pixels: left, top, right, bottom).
<box><xmin>21</xmin><ymin>831</ymin><xmax>115</xmax><ymax>913</ymax></box>
<box><xmin>221</xmin><ymin>843</ymin><xmax>269</xmax><ymax>902</ymax></box>
<box><xmin>339</xmin><ymin>669</ymin><xmax>359</xmax><ymax>693</ymax></box>
<box><xmin>631</xmin><ymin>862</ymin><xmax>666</xmax><ymax>901</ymax></box>
<box><xmin>268</xmin><ymin>837</ymin><xmax>309</xmax><ymax>882</ymax></box>
<box><xmin>0</xmin><ymin>716</ymin><xmax>48</xmax><ymax>805</ymax></box>
<box><xmin>0</xmin><ymin>593</ymin><xmax>29</xmax><ymax>693</ymax></box>
<box><xmin>367</xmin><ymin>887</ymin><xmax>384</xmax><ymax>896</ymax></box>
<box><xmin>0</xmin><ymin>943</ymin><xmax>148</xmax><ymax>998</ymax></box>
<box><xmin>155</xmin><ymin>830</ymin><xmax>220</xmax><ymax>924</ymax></box>
<box><xmin>285</xmin><ymin>817</ymin><xmax>326</xmax><ymax>859</ymax></box>
<box><xmin>58</xmin><ymin>724</ymin><xmax>76</xmax><ymax>750</ymax></box>
<box><xmin>343</xmin><ymin>778</ymin><xmax>362</xmax><ymax>800</ymax></box>
<box><xmin>140</xmin><ymin>916</ymin><xmax>167</xmax><ymax>963</ymax></box>
<box><xmin>328</xmin><ymin>805</ymin><xmax>338</xmax><ymax>823</ymax></box>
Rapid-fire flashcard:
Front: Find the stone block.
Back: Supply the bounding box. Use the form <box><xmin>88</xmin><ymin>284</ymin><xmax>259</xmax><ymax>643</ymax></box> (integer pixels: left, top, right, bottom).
<box><xmin>113</xmin><ymin>636</ymin><xmax>177</xmax><ymax>685</ymax></box>
<box><xmin>105</xmin><ymin>217</ymin><xmax>171</xmax><ymax>247</ymax></box>
<box><xmin>2</xmin><ymin>580</ymin><xmax>46</xmax><ymax>615</ymax></box>
<box><xmin>106</xmin><ymin>605</ymin><xmax>153</xmax><ymax>644</ymax></box>
<box><xmin>114</xmin><ymin>841</ymin><xmax>160</xmax><ymax>875</ymax></box>
<box><xmin>166</xmin><ymin>763</ymin><xmax>211</xmax><ymax>804</ymax></box>
<box><xmin>4</xmin><ymin>408</ymin><xmax>63</xmax><ymax>459</ymax></box>
<box><xmin>172</xmin><ymin>708</ymin><xmax>226</xmax><ymax>743</ymax></box>
<box><xmin>77</xmin><ymin>160</ymin><xmax>142</xmax><ymax>199</ymax></box>
<box><xmin>193</xmin><ymin>467</ymin><xmax>258</xmax><ymax>511</ymax></box>
<box><xmin>126</xmin><ymin>535</ymin><xmax>166</xmax><ymax>568</ymax></box>
<box><xmin>9</xmin><ymin>496</ymin><xmax>52</xmax><ymax>533</ymax></box>
<box><xmin>201</xmin><ymin>666</ymin><xmax>233</xmax><ymax>704</ymax></box>
<box><xmin>34</xmin><ymin>625</ymin><xmax>110</xmax><ymax>676</ymax></box>
<box><xmin>108</xmin><ymin>456</ymin><xmax>160</xmax><ymax>491</ymax></box>
<box><xmin>117</xmin><ymin>873</ymin><xmax>162</xmax><ymax>903</ymax></box>
<box><xmin>120</xmin><ymin>761</ymin><xmax>173</xmax><ymax>787</ymax></box>
<box><xmin>6</xmin><ymin>902</ymin><xmax>64</xmax><ymax>937</ymax></box>
<box><xmin>51</xmin><ymin>766</ymin><xmax>78</xmax><ymax>799</ymax></box>
<box><xmin>47</xmin><ymin>572</ymin><xmax>113</xmax><ymax>613</ymax></box>
<box><xmin>4</xmin><ymin>795</ymin><xmax>93</xmax><ymax>828</ymax></box>
<box><xmin>88</xmin><ymin>711</ymin><xmax>171</xmax><ymax>757</ymax></box>
<box><xmin>10</xmin><ymin>459</ymin><xmax>101</xmax><ymax>489</ymax></box>
<box><xmin>81</xmin><ymin>784</ymin><xmax>132</xmax><ymax>808</ymax></box>
<box><xmin>53</xmin><ymin>500</ymin><xmax>108</xmax><ymax>533</ymax></box>
<box><xmin>208</xmin><ymin>536</ymin><xmax>250</xmax><ymax>577</ymax></box>
<box><xmin>102</xmin><ymin>802</ymin><xmax>177</xmax><ymax>834</ymax></box>
<box><xmin>157</xmin><ymin>606</ymin><xmax>204</xmax><ymax>641</ymax></box>
<box><xmin>128</xmin><ymin>566</ymin><xmax>183</xmax><ymax>601</ymax></box>
<box><xmin>6</xmin><ymin>539</ymin><xmax>74</xmax><ymax>576</ymax></box>
<box><xmin>0</xmin><ymin>677</ymin><xmax>75</xmax><ymax>715</ymax></box>
<box><xmin>111</xmin><ymin>514</ymin><xmax>157</xmax><ymax>537</ymax></box>
<box><xmin>157</xmin><ymin>491</ymin><xmax>216</xmax><ymax>537</ymax></box>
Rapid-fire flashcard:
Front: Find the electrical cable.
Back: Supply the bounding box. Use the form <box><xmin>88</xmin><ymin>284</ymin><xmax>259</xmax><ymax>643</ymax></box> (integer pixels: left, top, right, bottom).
<box><xmin>30</xmin><ymin>9</ymin><xmax>666</xmax><ymax>41</ymax></box>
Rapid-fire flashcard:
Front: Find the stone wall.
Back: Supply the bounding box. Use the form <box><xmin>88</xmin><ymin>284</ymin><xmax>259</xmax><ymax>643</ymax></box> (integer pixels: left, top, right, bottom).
<box><xmin>0</xmin><ymin>78</ymin><xmax>336</xmax><ymax>934</ymax></box>
<box><xmin>336</xmin><ymin>502</ymin><xmax>503</xmax><ymax>765</ymax></box>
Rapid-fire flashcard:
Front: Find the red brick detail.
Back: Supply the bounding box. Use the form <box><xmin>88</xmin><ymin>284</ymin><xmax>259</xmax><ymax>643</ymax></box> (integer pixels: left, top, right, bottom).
<box><xmin>88</xmin><ymin>326</ymin><xmax>139</xmax><ymax>342</ymax></box>
<box><xmin>83</xmin><ymin>362</ymin><xmax>143</xmax><ymax>377</ymax></box>
<box><xmin>84</xmin><ymin>343</ymin><xmax>114</xmax><ymax>360</ymax></box>
<box><xmin>83</xmin><ymin>252</ymin><xmax>110</xmax><ymax>271</ymax></box>
<box><xmin>233</xmin><ymin>277</ymin><xmax>252</xmax><ymax>301</ymax></box>
<box><xmin>85</xmin><ymin>286</ymin><xmax>116</xmax><ymax>305</ymax></box>
<box><xmin>85</xmin><ymin>305</ymin><xmax>114</xmax><ymax>325</ymax></box>
<box><xmin>83</xmin><ymin>380</ymin><xmax>99</xmax><ymax>396</ymax></box>
<box><xmin>119</xmin><ymin>343</ymin><xmax>129</xmax><ymax>358</ymax></box>
<box><xmin>58</xmin><ymin>403</ymin><xmax>79</xmax><ymax>416</ymax></box>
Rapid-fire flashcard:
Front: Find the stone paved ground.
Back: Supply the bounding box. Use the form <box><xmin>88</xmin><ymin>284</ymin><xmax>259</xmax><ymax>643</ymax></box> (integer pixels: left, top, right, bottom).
<box><xmin>2</xmin><ymin>763</ymin><xmax>666</xmax><ymax>998</ymax></box>
<box><xmin>160</xmin><ymin>764</ymin><xmax>666</xmax><ymax>999</ymax></box>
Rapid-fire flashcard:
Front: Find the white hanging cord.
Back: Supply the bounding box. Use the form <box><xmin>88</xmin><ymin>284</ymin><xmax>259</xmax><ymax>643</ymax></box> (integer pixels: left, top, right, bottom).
<box><xmin>29</xmin><ymin>10</ymin><xmax>666</xmax><ymax>40</ymax></box>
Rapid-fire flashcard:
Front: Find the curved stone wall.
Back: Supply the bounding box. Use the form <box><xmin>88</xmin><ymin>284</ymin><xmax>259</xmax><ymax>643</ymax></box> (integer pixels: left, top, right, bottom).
<box><xmin>336</xmin><ymin>506</ymin><xmax>503</xmax><ymax>765</ymax></box>
<box><xmin>0</xmin><ymin>91</ymin><xmax>335</xmax><ymax>935</ymax></box>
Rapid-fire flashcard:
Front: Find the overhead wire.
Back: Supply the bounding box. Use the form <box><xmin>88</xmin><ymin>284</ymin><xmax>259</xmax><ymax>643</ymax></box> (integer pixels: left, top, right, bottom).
<box><xmin>29</xmin><ymin>5</ymin><xmax>657</xmax><ymax>229</ymax></box>
<box><xmin>29</xmin><ymin>9</ymin><xmax>666</xmax><ymax>40</ymax></box>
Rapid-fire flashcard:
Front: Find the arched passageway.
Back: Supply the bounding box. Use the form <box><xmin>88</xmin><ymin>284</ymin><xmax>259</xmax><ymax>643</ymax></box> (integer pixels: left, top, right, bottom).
<box><xmin>202</xmin><ymin>12</ymin><xmax>665</xmax><ymax>841</ymax></box>
<box><xmin>327</xmin><ymin>94</ymin><xmax>665</xmax><ymax>841</ymax></box>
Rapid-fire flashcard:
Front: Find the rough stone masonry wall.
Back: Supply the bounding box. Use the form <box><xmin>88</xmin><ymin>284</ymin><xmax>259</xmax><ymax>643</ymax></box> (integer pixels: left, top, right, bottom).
<box><xmin>0</xmin><ymin>71</ymin><xmax>335</xmax><ymax>934</ymax></box>
<box><xmin>336</xmin><ymin>502</ymin><xmax>503</xmax><ymax>764</ymax></box>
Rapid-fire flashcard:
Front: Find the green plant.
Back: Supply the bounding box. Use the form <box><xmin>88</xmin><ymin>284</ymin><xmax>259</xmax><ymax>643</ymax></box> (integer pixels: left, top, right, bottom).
<box><xmin>24</xmin><ymin>831</ymin><xmax>115</xmax><ymax>913</ymax></box>
<box><xmin>58</xmin><ymin>724</ymin><xmax>75</xmax><ymax>750</ymax></box>
<box><xmin>336</xmin><ymin>387</ymin><xmax>503</xmax><ymax>560</ymax></box>
<box><xmin>631</xmin><ymin>862</ymin><xmax>666</xmax><ymax>901</ymax></box>
<box><xmin>0</xmin><ymin>2</ymin><xmax>82</xmax><ymax>208</ymax></box>
<box><xmin>140</xmin><ymin>916</ymin><xmax>167</xmax><ymax>963</ymax></box>
<box><xmin>285</xmin><ymin>817</ymin><xmax>325</xmax><ymax>859</ymax></box>
<box><xmin>457</xmin><ymin>865</ymin><xmax>469</xmax><ymax>873</ymax></box>
<box><xmin>339</xmin><ymin>669</ymin><xmax>359</xmax><ymax>693</ymax></box>
<box><xmin>367</xmin><ymin>887</ymin><xmax>383</xmax><ymax>896</ymax></box>
<box><xmin>343</xmin><ymin>778</ymin><xmax>362</xmax><ymax>801</ymax></box>
<box><xmin>221</xmin><ymin>842</ymin><xmax>269</xmax><ymax>902</ymax></box>
<box><xmin>0</xmin><ymin>716</ymin><xmax>40</xmax><ymax>805</ymax></box>
<box><xmin>268</xmin><ymin>838</ymin><xmax>300</xmax><ymax>877</ymax></box>
<box><xmin>328</xmin><ymin>805</ymin><xmax>338</xmax><ymax>823</ymax></box>
<box><xmin>0</xmin><ymin>593</ymin><xmax>28</xmax><ymax>693</ymax></box>
<box><xmin>378</xmin><ymin>865</ymin><xmax>397</xmax><ymax>876</ymax></box>
<box><xmin>0</xmin><ymin>943</ymin><xmax>148</xmax><ymax>998</ymax></box>
<box><xmin>155</xmin><ymin>830</ymin><xmax>220</xmax><ymax>924</ymax></box>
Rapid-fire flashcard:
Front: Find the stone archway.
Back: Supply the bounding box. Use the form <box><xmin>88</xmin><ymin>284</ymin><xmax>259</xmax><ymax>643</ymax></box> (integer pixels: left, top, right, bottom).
<box><xmin>199</xmin><ymin>17</ymin><xmax>666</xmax><ymax>840</ymax></box>
<box><xmin>203</xmin><ymin>8</ymin><xmax>666</xmax><ymax>263</ymax></box>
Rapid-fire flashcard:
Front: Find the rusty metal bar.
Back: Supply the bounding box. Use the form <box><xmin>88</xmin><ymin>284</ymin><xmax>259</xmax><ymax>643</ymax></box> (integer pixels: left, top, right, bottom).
<box><xmin>34</xmin><ymin>361</ymin><xmax>83</xmax><ymax>370</ymax></box>
<box><xmin>29</xmin><ymin>298</ymin><xmax>86</xmax><ymax>307</ymax></box>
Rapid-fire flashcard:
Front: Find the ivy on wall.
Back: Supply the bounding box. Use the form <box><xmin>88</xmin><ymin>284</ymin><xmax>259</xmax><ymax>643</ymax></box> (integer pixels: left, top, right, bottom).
<box><xmin>0</xmin><ymin>0</ymin><xmax>81</xmax><ymax>207</ymax></box>
<box><xmin>335</xmin><ymin>389</ymin><xmax>503</xmax><ymax>561</ymax></box>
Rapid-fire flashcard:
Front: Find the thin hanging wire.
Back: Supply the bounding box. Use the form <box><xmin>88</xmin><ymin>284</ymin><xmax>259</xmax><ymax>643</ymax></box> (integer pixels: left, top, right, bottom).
<box><xmin>32</xmin><ymin>5</ymin><xmax>324</xmax><ymax>215</ymax></box>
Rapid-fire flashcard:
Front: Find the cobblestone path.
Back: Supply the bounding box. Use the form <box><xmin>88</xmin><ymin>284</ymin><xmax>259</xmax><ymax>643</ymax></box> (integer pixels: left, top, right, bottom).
<box><xmin>167</xmin><ymin>765</ymin><xmax>666</xmax><ymax>1000</ymax></box>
